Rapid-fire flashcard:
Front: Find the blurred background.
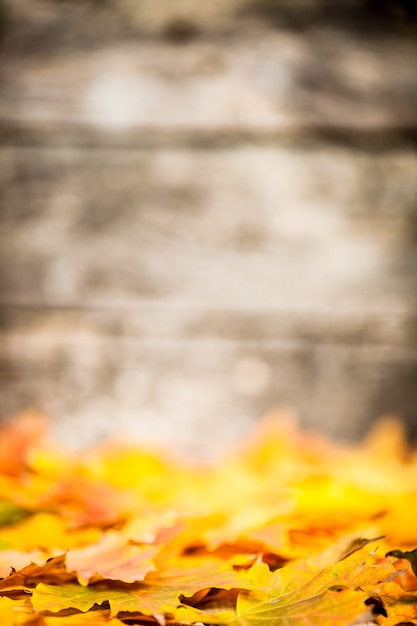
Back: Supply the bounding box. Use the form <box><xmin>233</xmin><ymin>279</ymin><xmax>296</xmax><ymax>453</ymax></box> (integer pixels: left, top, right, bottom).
<box><xmin>0</xmin><ymin>0</ymin><xmax>416</xmax><ymax>457</ymax></box>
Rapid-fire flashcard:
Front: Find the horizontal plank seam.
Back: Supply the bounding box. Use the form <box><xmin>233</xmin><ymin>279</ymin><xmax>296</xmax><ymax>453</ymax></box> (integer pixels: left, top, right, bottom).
<box><xmin>1</xmin><ymin>125</ymin><xmax>417</xmax><ymax>150</ymax></box>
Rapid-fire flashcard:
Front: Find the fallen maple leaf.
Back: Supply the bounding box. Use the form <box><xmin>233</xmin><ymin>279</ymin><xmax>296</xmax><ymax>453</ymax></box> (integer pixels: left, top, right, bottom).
<box><xmin>0</xmin><ymin>555</ymin><xmax>74</xmax><ymax>598</ymax></box>
<box><xmin>386</xmin><ymin>549</ymin><xmax>417</xmax><ymax>577</ymax></box>
<box><xmin>0</xmin><ymin>411</ymin><xmax>45</xmax><ymax>477</ymax></box>
<box><xmin>66</xmin><ymin>532</ymin><xmax>159</xmax><ymax>585</ymax></box>
<box><xmin>0</xmin><ymin>512</ymin><xmax>100</xmax><ymax>553</ymax></box>
<box><xmin>228</xmin><ymin>544</ymin><xmax>397</xmax><ymax>626</ymax></box>
<box><xmin>366</xmin><ymin>579</ymin><xmax>417</xmax><ymax>626</ymax></box>
<box><xmin>32</xmin><ymin>558</ymin><xmax>248</xmax><ymax>617</ymax></box>
<box><xmin>0</xmin><ymin>596</ymin><xmax>15</xmax><ymax>626</ymax></box>
<box><xmin>40</xmin><ymin>611</ymin><xmax>124</xmax><ymax>626</ymax></box>
<box><xmin>0</xmin><ymin>548</ymin><xmax>47</xmax><ymax>578</ymax></box>
<box><xmin>0</xmin><ymin>414</ymin><xmax>416</xmax><ymax>625</ymax></box>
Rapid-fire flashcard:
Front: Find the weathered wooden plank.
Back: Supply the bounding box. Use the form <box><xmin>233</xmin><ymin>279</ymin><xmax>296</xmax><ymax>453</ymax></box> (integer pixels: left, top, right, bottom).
<box><xmin>1</xmin><ymin>309</ymin><xmax>416</xmax><ymax>455</ymax></box>
<box><xmin>1</xmin><ymin>144</ymin><xmax>416</xmax><ymax>314</ymax></box>
<box><xmin>0</xmin><ymin>34</ymin><xmax>416</xmax><ymax>134</ymax></box>
<box><xmin>1</xmin><ymin>140</ymin><xmax>416</xmax><ymax>453</ymax></box>
<box><xmin>0</xmin><ymin>306</ymin><xmax>416</xmax><ymax>347</ymax></box>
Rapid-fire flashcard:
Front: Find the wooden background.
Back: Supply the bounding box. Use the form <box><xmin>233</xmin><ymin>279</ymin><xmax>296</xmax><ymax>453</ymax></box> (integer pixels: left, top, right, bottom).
<box><xmin>0</xmin><ymin>0</ymin><xmax>416</xmax><ymax>456</ymax></box>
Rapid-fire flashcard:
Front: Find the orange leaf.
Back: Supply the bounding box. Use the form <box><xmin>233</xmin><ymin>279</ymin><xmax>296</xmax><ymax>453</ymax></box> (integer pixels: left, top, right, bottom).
<box><xmin>66</xmin><ymin>532</ymin><xmax>159</xmax><ymax>585</ymax></box>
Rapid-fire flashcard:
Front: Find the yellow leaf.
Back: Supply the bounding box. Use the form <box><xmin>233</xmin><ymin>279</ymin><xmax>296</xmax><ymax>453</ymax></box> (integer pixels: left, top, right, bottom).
<box><xmin>0</xmin><ymin>513</ymin><xmax>100</xmax><ymax>553</ymax></box>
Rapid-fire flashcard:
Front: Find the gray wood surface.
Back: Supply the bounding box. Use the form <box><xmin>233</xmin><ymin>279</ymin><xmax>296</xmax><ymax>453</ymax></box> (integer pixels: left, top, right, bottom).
<box><xmin>0</xmin><ymin>0</ymin><xmax>416</xmax><ymax>455</ymax></box>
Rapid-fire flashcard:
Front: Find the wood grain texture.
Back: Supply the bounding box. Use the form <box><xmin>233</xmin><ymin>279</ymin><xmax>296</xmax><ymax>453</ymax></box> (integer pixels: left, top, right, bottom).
<box><xmin>0</xmin><ymin>0</ymin><xmax>416</xmax><ymax>454</ymax></box>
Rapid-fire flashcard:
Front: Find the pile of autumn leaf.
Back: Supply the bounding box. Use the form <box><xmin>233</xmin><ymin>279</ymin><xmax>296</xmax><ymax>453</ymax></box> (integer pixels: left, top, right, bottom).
<box><xmin>0</xmin><ymin>415</ymin><xmax>417</xmax><ymax>626</ymax></box>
